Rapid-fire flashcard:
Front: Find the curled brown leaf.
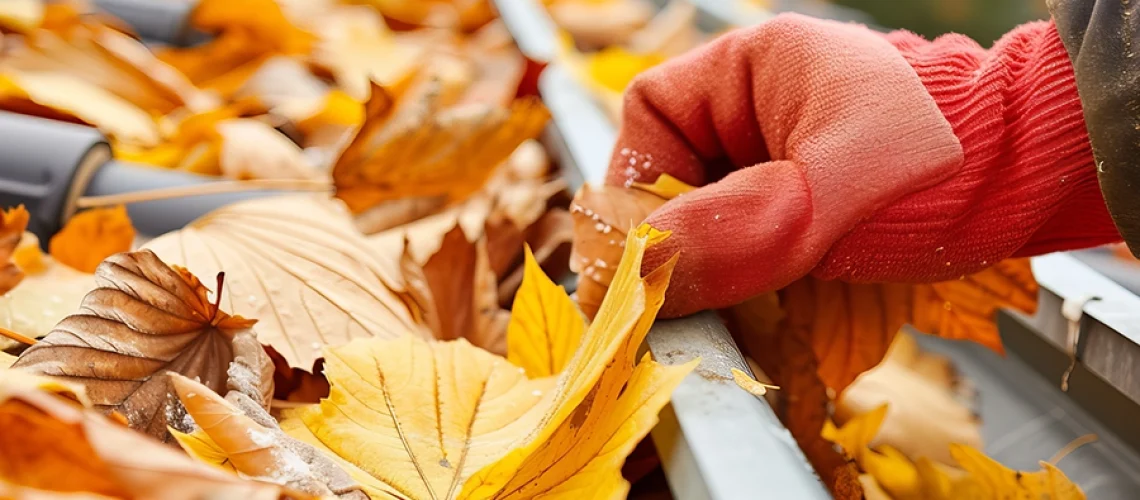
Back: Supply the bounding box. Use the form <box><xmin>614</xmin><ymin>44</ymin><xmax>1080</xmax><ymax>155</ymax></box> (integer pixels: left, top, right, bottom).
<box><xmin>12</xmin><ymin>250</ymin><xmax>271</xmax><ymax>442</ymax></box>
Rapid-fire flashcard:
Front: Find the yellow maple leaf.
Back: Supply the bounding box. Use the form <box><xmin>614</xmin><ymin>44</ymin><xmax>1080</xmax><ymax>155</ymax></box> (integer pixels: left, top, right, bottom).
<box><xmin>278</xmin><ymin>224</ymin><xmax>695</xmax><ymax>500</ymax></box>
<box><xmin>827</xmin><ymin>404</ymin><xmax>1086</xmax><ymax>500</ymax></box>
<box><xmin>49</xmin><ymin>206</ymin><xmax>136</xmax><ymax>274</ymax></box>
<box><xmin>506</xmin><ymin>247</ymin><xmax>585</xmax><ymax>378</ymax></box>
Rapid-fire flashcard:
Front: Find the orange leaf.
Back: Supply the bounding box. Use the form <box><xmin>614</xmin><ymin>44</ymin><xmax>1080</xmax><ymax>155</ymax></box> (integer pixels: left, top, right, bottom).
<box><xmin>48</xmin><ymin>206</ymin><xmax>136</xmax><ymax>274</ymax></box>
<box><xmin>0</xmin><ymin>206</ymin><xmax>29</xmax><ymax>295</ymax></box>
<box><xmin>781</xmin><ymin>259</ymin><xmax>1036</xmax><ymax>392</ymax></box>
<box><xmin>727</xmin><ymin>294</ymin><xmax>863</xmax><ymax>499</ymax></box>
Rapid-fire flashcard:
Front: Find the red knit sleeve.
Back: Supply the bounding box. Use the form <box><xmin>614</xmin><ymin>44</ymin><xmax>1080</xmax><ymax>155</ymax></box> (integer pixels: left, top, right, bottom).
<box><xmin>812</xmin><ymin>21</ymin><xmax>1122</xmax><ymax>283</ymax></box>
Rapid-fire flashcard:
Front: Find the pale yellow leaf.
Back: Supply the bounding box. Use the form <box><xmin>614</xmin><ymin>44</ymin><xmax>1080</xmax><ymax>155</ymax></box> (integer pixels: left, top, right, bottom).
<box><xmin>309</xmin><ymin>6</ymin><xmax>422</xmax><ymax>101</ymax></box>
<box><xmin>0</xmin><ymin>71</ymin><xmax>159</xmax><ymax>146</ymax></box>
<box><xmin>506</xmin><ymin>247</ymin><xmax>585</xmax><ymax>378</ymax></box>
<box><xmin>0</xmin><ymin>352</ymin><xmax>14</xmax><ymax>369</ymax></box>
<box><xmin>0</xmin><ymin>0</ymin><xmax>42</xmax><ymax>32</ymax></box>
<box><xmin>730</xmin><ymin>368</ymin><xmax>779</xmax><ymax>397</ymax></box>
<box><xmin>144</xmin><ymin>195</ymin><xmax>419</xmax><ymax>369</ymax></box>
<box><xmin>216</xmin><ymin>118</ymin><xmax>318</xmax><ymax>180</ymax></box>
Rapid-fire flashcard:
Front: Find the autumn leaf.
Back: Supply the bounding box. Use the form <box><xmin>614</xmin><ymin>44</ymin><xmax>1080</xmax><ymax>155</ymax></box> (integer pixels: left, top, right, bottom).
<box><xmin>0</xmin><ymin>71</ymin><xmax>160</xmax><ymax>147</ymax></box>
<box><xmin>0</xmin><ymin>352</ymin><xmax>13</xmax><ymax>369</ymax></box>
<box><xmin>0</xmin><ymin>370</ymin><xmax>303</xmax><ymax>500</ymax></box>
<box><xmin>401</xmin><ymin>224</ymin><xmax>510</xmax><ymax>354</ymax></box>
<box><xmin>307</xmin><ymin>5</ymin><xmax>423</xmax><ymax>101</ymax></box>
<box><xmin>0</xmin><ymin>0</ymin><xmax>41</xmax><ymax>32</ymax></box>
<box><xmin>569</xmin><ymin>183</ymin><xmax>669</xmax><ymax>319</ymax></box>
<box><xmin>559</xmin><ymin>36</ymin><xmax>661</xmax><ymax>120</ymax></box>
<box><xmin>170</xmin><ymin>374</ymin><xmax>367</xmax><ymax>499</ymax></box>
<box><xmin>781</xmin><ymin>258</ymin><xmax>1037</xmax><ymax>393</ymax></box>
<box><xmin>144</xmin><ymin>195</ymin><xmax>420</xmax><ymax>370</ymax></box>
<box><xmin>827</xmin><ymin>403</ymin><xmax>1085</xmax><ymax>500</ymax></box>
<box><xmin>332</xmin><ymin>78</ymin><xmax>550</xmax><ymax>213</ymax></box>
<box><xmin>11</xmin><ymin>250</ymin><xmax>270</xmax><ymax>442</ymax></box>
<box><xmin>836</xmin><ymin>331</ymin><xmax>982</xmax><ymax>466</ymax></box>
<box><xmin>280</xmin><ymin>224</ymin><xmax>694</xmax><ymax>499</ymax></box>
<box><xmin>0</xmin><ymin>206</ymin><xmax>29</xmax><ymax>296</ymax></box>
<box><xmin>506</xmin><ymin>246</ymin><xmax>585</xmax><ymax>378</ymax></box>
<box><xmin>48</xmin><ymin>206</ymin><xmax>135</xmax><ymax>274</ymax></box>
<box><xmin>215</xmin><ymin>118</ymin><xmax>318</xmax><ymax>180</ymax></box>
<box><xmin>0</xmin><ymin>204</ymin><xmax>137</xmax><ymax>345</ymax></box>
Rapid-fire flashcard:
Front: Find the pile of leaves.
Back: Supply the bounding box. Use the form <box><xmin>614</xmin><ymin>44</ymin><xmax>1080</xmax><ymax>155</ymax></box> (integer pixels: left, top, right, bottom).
<box><xmin>569</xmin><ymin>176</ymin><xmax>1089</xmax><ymax>499</ymax></box>
<box><xmin>0</xmin><ymin>186</ymin><xmax>693</xmax><ymax>499</ymax></box>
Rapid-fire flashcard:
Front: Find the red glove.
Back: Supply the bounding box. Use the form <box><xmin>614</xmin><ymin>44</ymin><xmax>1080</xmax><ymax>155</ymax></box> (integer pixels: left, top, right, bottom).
<box><xmin>609</xmin><ymin>14</ymin><xmax>1122</xmax><ymax>318</ymax></box>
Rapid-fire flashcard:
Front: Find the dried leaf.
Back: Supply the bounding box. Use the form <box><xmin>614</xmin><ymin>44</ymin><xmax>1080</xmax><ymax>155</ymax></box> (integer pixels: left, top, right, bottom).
<box><xmin>0</xmin><ymin>370</ymin><xmax>303</xmax><ymax>500</ymax></box>
<box><xmin>496</xmin><ymin>208</ymin><xmax>574</xmax><ymax>305</ymax></box>
<box><xmin>48</xmin><ymin>206</ymin><xmax>136</xmax><ymax>274</ymax></box>
<box><xmin>12</xmin><ymin>250</ymin><xmax>269</xmax><ymax>442</ymax></box>
<box><xmin>939</xmin><ymin>444</ymin><xmax>1084</xmax><ymax>499</ymax></box>
<box><xmin>0</xmin><ymin>71</ymin><xmax>159</xmax><ymax>146</ymax></box>
<box><xmin>0</xmin><ymin>235</ymin><xmax>94</xmax><ymax>347</ymax></box>
<box><xmin>727</xmin><ymin>294</ymin><xmax>864</xmax><ymax>499</ymax></box>
<box><xmin>782</xmin><ymin>258</ymin><xmax>1037</xmax><ymax>393</ymax></box>
<box><xmin>0</xmin><ymin>352</ymin><xmax>13</xmax><ymax>369</ymax></box>
<box><xmin>0</xmin><ymin>0</ymin><xmax>42</xmax><ymax>32</ymax></box>
<box><xmin>170</xmin><ymin>374</ymin><xmax>367</xmax><ymax>499</ymax></box>
<box><xmin>401</xmin><ymin>224</ymin><xmax>509</xmax><ymax>354</ymax></box>
<box><xmin>216</xmin><ymin>119</ymin><xmax>318</xmax><ymax>180</ymax></box>
<box><xmin>0</xmin><ymin>206</ymin><xmax>29</xmax><ymax>296</ymax></box>
<box><xmin>144</xmin><ymin>195</ymin><xmax>419</xmax><ymax>369</ymax></box>
<box><xmin>333</xmin><ymin>82</ymin><xmax>549</xmax><ymax>212</ymax></box>
<box><xmin>282</xmin><ymin>224</ymin><xmax>695</xmax><ymax>500</ymax></box>
<box><xmin>836</xmin><ymin>332</ymin><xmax>982</xmax><ymax>466</ymax></box>
<box><xmin>506</xmin><ymin>247</ymin><xmax>584</xmax><ymax>378</ymax></box>
<box><xmin>731</xmin><ymin>368</ymin><xmax>779</xmax><ymax>397</ymax></box>
<box><xmin>569</xmin><ymin>184</ymin><xmax>666</xmax><ymax>319</ymax></box>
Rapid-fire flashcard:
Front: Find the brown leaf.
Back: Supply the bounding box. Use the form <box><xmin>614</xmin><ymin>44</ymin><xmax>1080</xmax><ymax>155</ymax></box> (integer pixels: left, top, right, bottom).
<box><xmin>12</xmin><ymin>250</ymin><xmax>272</xmax><ymax>442</ymax></box>
<box><xmin>726</xmin><ymin>294</ymin><xmax>864</xmax><ymax>499</ymax></box>
<box><xmin>143</xmin><ymin>195</ymin><xmax>420</xmax><ymax>370</ymax></box>
<box><xmin>0</xmin><ymin>206</ymin><xmax>28</xmax><ymax>296</ymax></box>
<box><xmin>569</xmin><ymin>184</ymin><xmax>666</xmax><ymax>318</ymax></box>
<box><xmin>401</xmin><ymin>224</ymin><xmax>508</xmax><ymax>354</ymax></box>
<box><xmin>497</xmin><ymin>208</ymin><xmax>574</xmax><ymax>304</ymax></box>
<box><xmin>0</xmin><ymin>371</ymin><xmax>304</xmax><ymax>500</ymax></box>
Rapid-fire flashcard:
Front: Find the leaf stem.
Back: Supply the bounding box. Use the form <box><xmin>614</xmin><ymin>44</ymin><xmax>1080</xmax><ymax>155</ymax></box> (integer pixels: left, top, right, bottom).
<box><xmin>76</xmin><ymin>179</ymin><xmax>334</xmax><ymax>208</ymax></box>
<box><xmin>1049</xmin><ymin>434</ymin><xmax>1098</xmax><ymax>465</ymax></box>
<box><xmin>0</xmin><ymin>326</ymin><xmax>37</xmax><ymax>346</ymax></box>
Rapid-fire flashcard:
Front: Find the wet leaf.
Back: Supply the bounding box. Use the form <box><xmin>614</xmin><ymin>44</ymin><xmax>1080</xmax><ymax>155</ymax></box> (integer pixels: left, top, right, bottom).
<box><xmin>282</xmin><ymin>224</ymin><xmax>694</xmax><ymax>500</ymax></box>
<box><xmin>569</xmin><ymin>183</ymin><xmax>667</xmax><ymax>319</ymax></box>
<box><xmin>12</xmin><ymin>250</ymin><xmax>270</xmax><ymax>442</ymax></box>
<box><xmin>170</xmin><ymin>374</ymin><xmax>367</xmax><ymax>499</ymax></box>
<box><xmin>144</xmin><ymin>195</ymin><xmax>420</xmax><ymax>370</ymax></box>
<box><xmin>49</xmin><ymin>206</ymin><xmax>136</xmax><ymax>274</ymax></box>
<box><xmin>0</xmin><ymin>369</ymin><xmax>303</xmax><ymax>500</ymax></box>
<box><xmin>506</xmin><ymin>246</ymin><xmax>584</xmax><ymax>378</ymax></box>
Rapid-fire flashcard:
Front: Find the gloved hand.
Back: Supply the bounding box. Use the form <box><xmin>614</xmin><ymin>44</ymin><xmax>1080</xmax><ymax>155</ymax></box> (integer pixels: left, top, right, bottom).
<box><xmin>609</xmin><ymin>14</ymin><xmax>1122</xmax><ymax>318</ymax></box>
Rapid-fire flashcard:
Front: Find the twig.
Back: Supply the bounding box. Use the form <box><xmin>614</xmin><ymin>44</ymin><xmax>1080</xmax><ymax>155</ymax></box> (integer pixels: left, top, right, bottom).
<box><xmin>77</xmin><ymin>179</ymin><xmax>334</xmax><ymax>208</ymax></box>
<box><xmin>0</xmin><ymin>326</ymin><xmax>37</xmax><ymax>346</ymax></box>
